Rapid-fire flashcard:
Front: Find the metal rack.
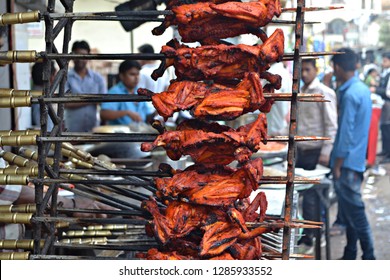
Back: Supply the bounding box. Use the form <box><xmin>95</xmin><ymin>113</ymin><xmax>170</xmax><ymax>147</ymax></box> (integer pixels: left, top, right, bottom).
<box><xmin>0</xmin><ymin>0</ymin><xmax>338</xmax><ymax>260</ymax></box>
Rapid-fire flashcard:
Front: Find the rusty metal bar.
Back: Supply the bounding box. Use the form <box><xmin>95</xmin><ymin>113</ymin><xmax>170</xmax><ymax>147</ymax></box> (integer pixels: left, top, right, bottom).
<box><xmin>29</xmin><ymin>254</ymin><xmax>126</xmax><ymax>260</ymax></box>
<box><xmin>0</xmin><ymin>93</ymin><xmax>326</xmax><ymax>108</ymax></box>
<box><xmin>52</xmin><ymin>243</ymin><xmax>155</xmax><ymax>251</ymax></box>
<box><xmin>0</xmin><ymin>7</ymin><xmax>340</xmax><ymax>26</ymax></box>
<box><xmin>57</xmin><ymin>208</ymin><xmax>144</xmax><ymax>217</ymax></box>
<box><xmin>281</xmin><ymin>6</ymin><xmax>343</xmax><ymax>12</ymax></box>
<box><xmin>32</xmin><ymin>216</ymin><xmax>148</xmax><ymax>225</ymax></box>
<box><xmin>282</xmin><ymin>0</ymin><xmax>306</xmax><ymax>260</ymax></box>
<box><xmin>29</xmin><ymin>176</ymin><xmax>320</xmax><ymax>186</ymax></box>
<box><xmin>0</xmin><ymin>50</ymin><xmax>341</xmax><ymax>65</ymax></box>
<box><xmin>33</xmin><ymin>0</ymin><xmax>53</xmax><ymax>256</ymax></box>
<box><xmin>29</xmin><ymin>92</ymin><xmax>325</xmax><ymax>103</ymax></box>
<box><xmin>37</xmin><ymin>134</ymin><xmax>328</xmax><ymax>143</ymax></box>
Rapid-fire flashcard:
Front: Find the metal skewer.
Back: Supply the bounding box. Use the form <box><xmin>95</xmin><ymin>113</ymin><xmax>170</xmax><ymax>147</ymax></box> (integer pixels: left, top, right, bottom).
<box><xmin>0</xmin><ymin>50</ymin><xmax>342</xmax><ymax>65</ymax></box>
<box><xmin>0</xmin><ymin>8</ymin><xmax>340</xmax><ymax>26</ymax></box>
<box><xmin>35</xmin><ymin>134</ymin><xmax>329</xmax><ymax>143</ymax></box>
<box><xmin>28</xmin><ymin>176</ymin><xmax>320</xmax><ymax>186</ymax></box>
<box><xmin>0</xmin><ymin>92</ymin><xmax>326</xmax><ymax>108</ymax></box>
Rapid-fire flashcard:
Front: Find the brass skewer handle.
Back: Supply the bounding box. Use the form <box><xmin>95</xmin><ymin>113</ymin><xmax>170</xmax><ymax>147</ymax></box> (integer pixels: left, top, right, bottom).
<box><xmin>0</xmin><ymin>11</ymin><xmax>40</xmax><ymax>26</ymax></box>
<box><xmin>0</xmin><ymin>252</ymin><xmax>30</xmax><ymax>260</ymax></box>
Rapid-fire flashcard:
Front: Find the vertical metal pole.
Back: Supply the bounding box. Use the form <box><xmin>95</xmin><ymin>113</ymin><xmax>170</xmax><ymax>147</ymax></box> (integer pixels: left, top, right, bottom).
<box><xmin>49</xmin><ymin>0</ymin><xmax>74</xmax><ymax>254</ymax></box>
<box><xmin>282</xmin><ymin>0</ymin><xmax>305</xmax><ymax>260</ymax></box>
<box><xmin>34</xmin><ymin>0</ymin><xmax>56</xmax><ymax>255</ymax></box>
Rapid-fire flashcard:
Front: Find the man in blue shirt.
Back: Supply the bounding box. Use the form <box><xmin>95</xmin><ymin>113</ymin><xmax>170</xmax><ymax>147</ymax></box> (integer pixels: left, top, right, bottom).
<box><xmin>330</xmin><ymin>48</ymin><xmax>375</xmax><ymax>260</ymax></box>
<box><xmin>65</xmin><ymin>41</ymin><xmax>107</xmax><ymax>132</ymax></box>
<box><xmin>100</xmin><ymin>60</ymin><xmax>155</xmax><ymax>125</ymax></box>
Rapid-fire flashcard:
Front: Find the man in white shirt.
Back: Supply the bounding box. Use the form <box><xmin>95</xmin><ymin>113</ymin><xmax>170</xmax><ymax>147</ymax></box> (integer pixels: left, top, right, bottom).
<box><xmin>296</xmin><ymin>59</ymin><xmax>338</xmax><ymax>251</ymax></box>
<box><xmin>137</xmin><ymin>44</ymin><xmax>175</xmax><ymax>123</ymax></box>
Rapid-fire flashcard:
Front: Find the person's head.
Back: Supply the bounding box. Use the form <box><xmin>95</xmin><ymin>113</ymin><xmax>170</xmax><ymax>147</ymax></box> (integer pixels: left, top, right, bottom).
<box><xmin>366</xmin><ymin>67</ymin><xmax>378</xmax><ymax>78</ymax></box>
<box><xmin>118</xmin><ymin>60</ymin><xmax>141</xmax><ymax>91</ymax></box>
<box><xmin>331</xmin><ymin>48</ymin><xmax>358</xmax><ymax>84</ymax></box>
<box><xmin>138</xmin><ymin>44</ymin><xmax>154</xmax><ymax>66</ymax></box>
<box><xmin>0</xmin><ymin>26</ymin><xmax>6</xmax><ymax>50</ymax></box>
<box><xmin>382</xmin><ymin>52</ymin><xmax>390</xmax><ymax>70</ymax></box>
<box><xmin>31</xmin><ymin>61</ymin><xmax>56</xmax><ymax>86</ymax></box>
<box><xmin>71</xmin><ymin>40</ymin><xmax>91</xmax><ymax>71</ymax></box>
<box><xmin>301</xmin><ymin>59</ymin><xmax>317</xmax><ymax>86</ymax></box>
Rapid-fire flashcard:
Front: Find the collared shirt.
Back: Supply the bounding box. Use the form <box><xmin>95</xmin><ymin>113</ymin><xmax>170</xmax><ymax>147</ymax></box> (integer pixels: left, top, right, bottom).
<box><xmin>64</xmin><ymin>68</ymin><xmax>107</xmax><ymax>132</ymax></box>
<box><xmin>100</xmin><ymin>82</ymin><xmax>154</xmax><ymax>125</ymax></box>
<box><xmin>297</xmin><ymin>78</ymin><xmax>338</xmax><ymax>157</ymax></box>
<box><xmin>266</xmin><ymin>62</ymin><xmax>292</xmax><ymax>135</ymax></box>
<box><xmin>330</xmin><ymin>76</ymin><xmax>372</xmax><ymax>172</ymax></box>
<box><xmin>0</xmin><ymin>158</ymin><xmax>24</xmax><ymax>240</ymax></box>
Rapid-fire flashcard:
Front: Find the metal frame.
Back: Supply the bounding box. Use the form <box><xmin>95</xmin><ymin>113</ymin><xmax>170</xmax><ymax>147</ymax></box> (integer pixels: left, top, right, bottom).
<box><xmin>34</xmin><ymin>0</ymin><xmax>74</xmax><ymax>255</ymax></box>
<box><xmin>282</xmin><ymin>0</ymin><xmax>306</xmax><ymax>260</ymax></box>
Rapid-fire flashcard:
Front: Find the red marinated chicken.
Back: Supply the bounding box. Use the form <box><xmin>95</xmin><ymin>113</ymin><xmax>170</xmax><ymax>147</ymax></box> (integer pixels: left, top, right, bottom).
<box><xmin>154</xmin><ymin>158</ymin><xmax>264</xmax><ymax>206</ymax></box>
<box><xmin>152</xmin><ymin>28</ymin><xmax>284</xmax><ymax>82</ymax></box>
<box><xmin>154</xmin><ymin>0</ymin><xmax>281</xmax><ymax>43</ymax></box>
<box><xmin>165</xmin><ymin>0</ymin><xmax>232</xmax><ymax>9</ymax></box>
<box><xmin>139</xmin><ymin>72</ymin><xmax>280</xmax><ymax>121</ymax></box>
<box><xmin>141</xmin><ymin>113</ymin><xmax>268</xmax><ymax>165</ymax></box>
<box><xmin>142</xmin><ymin>191</ymin><xmax>269</xmax><ymax>258</ymax></box>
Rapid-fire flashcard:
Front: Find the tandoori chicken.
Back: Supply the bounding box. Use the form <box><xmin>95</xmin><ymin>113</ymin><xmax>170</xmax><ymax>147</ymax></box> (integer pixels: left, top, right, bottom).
<box><xmin>154</xmin><ymin>158</ymin><xmax>263</xmax><ymax>206</ymax></box>
<box><xmin>138</xmin><ymin>72</ymin><xmax>280</xmax><ymax>120</ymax></box>
<box><xmin>154</xmin><ymin>0</ymin><xmax>281</xmax><ymax>44</ymax></box>
<box><xmin>141</xmin><ymin>113</ymin><xmax>268</xmax><ymax>165</ymax></box>
<box><xmin>152</xmin><ymin>28</ymin><xmax>284</xmax><ymax>82</ymax></box>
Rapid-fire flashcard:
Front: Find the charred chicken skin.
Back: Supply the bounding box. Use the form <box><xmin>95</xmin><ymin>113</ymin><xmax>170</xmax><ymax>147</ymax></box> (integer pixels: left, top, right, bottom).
<box><xmin>165</xmin><ymin>0</ymin><xmax>232</xmax><ymax>9</ymax></box>
<box><xmin>142</xmin><ymin>197</ymin><xmax>232</xmax><ymax>246</ymax></box>
<box><xmin>152</xmin><ymin>28</ymin><xmax>284</xmax><ymax>82</ymax></box>
<box><xmin>154</xmin><ymin>158</ymin><xmax>263</xmax><ymax>206</ymax></box>
<box><xmin>141</xmin><ymin>113</ymin><xmax>268</xmax><ymax>165</ymax></box>
<box><xmin>138</xmin><ymin>72</ymin><xmax>280</xmax><ymax>121</ymax></box>
<box><xmin>142</xmin><ymin>191</ymin><xmax>269</xmax><ymax>258</ymax></box>
<box><xmin>154</xmin><ymin>0</ymin><xmax>281</xmax><ymax>43</ymax></box>
<box><xmin>138</xmin><ymin>248</ymin><xmax>235</xmax><ymax>260</ymax></box>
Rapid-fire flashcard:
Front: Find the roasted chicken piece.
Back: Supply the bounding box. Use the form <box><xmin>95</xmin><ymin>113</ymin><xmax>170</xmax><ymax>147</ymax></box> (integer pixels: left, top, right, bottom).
<box><xmin>143</xmin><ymin>197</ymin><xmax>233</xmax><ymax>245</ymax></box>
<box><xmin>152</xmin><ymin>28</ymin><xmax>284</xmax><ymax>82</ymax></box>
<box><xmin>141</xmin><ymin>113</ymin><xmax>268</xmax><ymax>165</ymax></box>
<box><xmin>142</xmin><ymin>198</ymin><xmax>212</xmax><ymax>244</ymax></box>
<box><xmin>139</xmin><ymin>72</ymin><xmax>280</xmax><ymax>121</ymax></box>
<box><xmin>154</xmin><ymin>0</ymin><xmax>281</xmax><ymax>43</ymax></box>
<box><xmin>200</xmin><ymin>221</ymin><xmax>242</xmax><ymax>256</ymax></box>
<box><xmin>137</xmin><ymin>248</ymin><xmax>235</xmax><ymax>260</ymax></box>
<box><xmin>165</xmin><ymin>0</ymin><xmax>232</xmax><ymax>9</ymax></box>
<box><xmin>154</xmin><ymin>158</ymin><xmax>263</xmax><ymax>206</ymax></box>
<box><xmin>137</xmin><ymin>248</ymin><xmax>193</xmax><ymax>260</ymax></box>
<box><xmin>143</xmin><ymin>192</ymin><xmax>269</xmax><ymax>257</ymax></box>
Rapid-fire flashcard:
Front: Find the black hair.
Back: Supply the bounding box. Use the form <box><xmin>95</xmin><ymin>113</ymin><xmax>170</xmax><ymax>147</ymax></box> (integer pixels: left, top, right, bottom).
<box><xmin>382</xmin><ymin>52</ymin><xmax>390</xmax><ymax>60</ymax></box>
<box><xmin>331</xmin><ymin>48</ymin><xmax>357</xmax><ymax>72</ymax></box>
<box><xmin>138</xmin><ymin>44</ymin><xmax>154</xmax><ymax>54</ymax></box>
<box><xmin>366</xmin><ymin>68</ymin><xmax>378</xmax><ymax>76</ymax></box>
<box><xmin>302</xmin><ymin>59</ymin><xmax>316</xmax><ymax>68</ymax></box>
<box><xmin>31</xmin><ymin>62</ymin><xmax>55</xmax><ymax>86</ymax></box>
<box><xmin>71</xmin><ymin>40</ymin><xmax>91</xmax><ymax>53</ymax></box>
<box><xmin>119</xmin><ymin>60</ymin><xmax>141</xmax><ymax>74</ymax></box>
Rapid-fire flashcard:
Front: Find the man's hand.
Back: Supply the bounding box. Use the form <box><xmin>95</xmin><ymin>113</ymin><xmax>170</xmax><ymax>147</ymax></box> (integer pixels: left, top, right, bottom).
<box><xmin>333</xmin><ymin>158</ymin><xmax>344</xmax><ymax>180</ymax></box>
<box><xmin>318</xmin><ymin>154</ymin><xmax>330</xmax><ymax>167</ymax></box>
<box><xmin>127</xmin><ymin>111</ymin><xmax>142</xmax><ymax>122</ymax></box>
